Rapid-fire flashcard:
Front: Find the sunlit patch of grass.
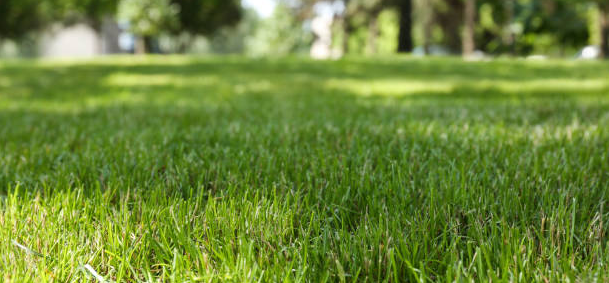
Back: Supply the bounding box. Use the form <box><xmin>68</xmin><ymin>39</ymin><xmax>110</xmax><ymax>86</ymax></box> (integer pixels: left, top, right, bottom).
<box><xmin>325</xmin><ymin>78</ymin><xmax>454</xmax><ymax>96</ymax></box>
<box><xmin>468</xmin><ymin>78</ymin><xmax>609</xmax><ymax>94</ymax></box>
<box><xmin>325</xmin><ymin>76</ymin><xmax>608</xmax><ymax>99</ymax></box>
<box><xmin>102</xmin><ymin>73</ymin><xmax>223</xmax><ymax>88</ymax></box>
<box><xmin>1</xmin><ymin>56</ymin><xmax>609</xmax><ymax>282</ymax></box>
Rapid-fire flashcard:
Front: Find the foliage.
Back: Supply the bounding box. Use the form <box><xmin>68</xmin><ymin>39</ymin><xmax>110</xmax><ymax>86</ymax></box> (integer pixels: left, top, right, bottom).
<box><xmin>512</xmin><ymin>0</ymin><xmax>589</xmax><ymax>54</ymax></box>
<box><xmin>57</xmin><ymin>0</ymin><xmax>119</xmax><ymax>29</ymax></box>
<box><xmin>208</xmin><ymin>9</ymin><xmax>261</xmax><ymax>54</ymax></box>
<box><xmin>1</xmin><ymin>56</ymin><xmax>609</xmax><ymax>281</ymax></box>
<box><xmin>169</xmin><ymin>0</ymin><xmax>242</xmax><ymax>36</ymax></box>
<box><xmin>341</xmin><ymin>9</ymin><xmax>402</xmax><ymax>55</ymax></box>
<box><xmin>0</xmin><ymin>0</ymin><xmax>119</xmax><ymax>39</ymax></box>
<box><xmin>245</xmin><ymin>4</ymin><xmax>312</xmax><ymax>56</ymax></box>
<box><xmin>116</xmin><ymin>0</ymin><xmax>241</xmax><ymax>52</ymax></box>
<box><xmin>0</xmin><ymin>0</ymin><xmax>56</xmax><ymax>39</ymax></box>
<box><xmin>1</xmin><ymin>0</ymin><xmax>605</xmax><ymax>57</ymax></box>
<box><xmin>117</xmin><ymin>0</ymin><xmax>179</xmax><ymax>37</ymax></box>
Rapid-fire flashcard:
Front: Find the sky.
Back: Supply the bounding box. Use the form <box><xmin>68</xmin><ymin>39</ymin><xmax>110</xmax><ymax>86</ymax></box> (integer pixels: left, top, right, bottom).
<box><xmin>242</xmin><ymin>0</ymin><xmax>277</xmax><ymax>18</ymax></box>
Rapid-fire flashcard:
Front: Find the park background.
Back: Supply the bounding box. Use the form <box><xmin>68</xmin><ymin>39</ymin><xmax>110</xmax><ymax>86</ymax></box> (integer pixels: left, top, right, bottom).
<box><xmin>1</xmin><ymin>0</ymin><xmax>608</xmax><ymax>59</ymax></box>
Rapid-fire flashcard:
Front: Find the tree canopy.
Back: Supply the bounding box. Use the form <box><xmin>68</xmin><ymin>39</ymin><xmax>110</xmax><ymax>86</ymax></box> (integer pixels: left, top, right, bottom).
<box><xmin>0</xmin><ymin>0</ymin><xmax>56</xmax><ymax>39</ymax></box>
<box><xmin>0</xmin><ymin>0</ymin><xmax>607</xmax><ymax>58</ymax></box>
<box><xmin>169</xmin><ymin>0</ymin><xmax>242</xmax><ymax>36</ymax></box>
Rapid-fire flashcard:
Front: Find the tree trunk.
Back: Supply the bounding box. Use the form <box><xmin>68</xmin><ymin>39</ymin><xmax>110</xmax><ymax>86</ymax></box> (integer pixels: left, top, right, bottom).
<box><xmin>601</xmin><ymin>4</ymin><xmax>609</xmax><ymax>59</ymax></box>
<box><xmin>397</xmin><ymin>0</ymin><xmax>413</xmax><ymax>53</ymax></box>
<box><xmin>504</xmin><ymin>0</ymin><xmax>515</xmax><ymax>55</ymax></box>
<box><xmin>423</xmin><ymin>0</ymin><xmax>433</xmax><ymax>55</ymax></box>
<box><xmin>135</xmin><ymin>36</ymin><xmax>147</xmax><ymax>54</ymax></box>
<box><xmin>135</xmin><ymin>36</ymin><xmax>155</xmax><ymax>54</ymax></box>
<box><xmin>144</xmin><ymin>36</ymin><xmax>155</xmax><ymax>53</ymax></box>
<box><xmin>341</xmin><ymin>19</ymin><xmax>351</xmax><ymax>55</ymax></box>
<box><xmin>341</xmin><ymin>0</ymin><xmax>352</xmax><ymax>55</ymax></box>
<box><xmin>436</xmin><ymin>0</ymin><xmax>463</xmax><ymax>53</ymax></box>
<box><xmin>178</xmin><ymin>33</ymin><xmax>193</xmax><ymax>54</ymax></box>
<box><xmin>366</xmin><ymin>14</ymin><xmax>379</xmax><ymax>55</ymax></box>
<box><xmin>462</xmin><ymin>0</ymin><xmax>476</xmax><ymax>58</ymax></box>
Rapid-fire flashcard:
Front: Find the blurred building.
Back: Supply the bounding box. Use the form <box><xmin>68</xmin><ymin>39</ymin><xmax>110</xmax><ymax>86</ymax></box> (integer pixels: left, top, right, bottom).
<box><xmin>40</xmin><ymin>19</ymin><xmax>125</xmax><ymax>58</ymax></box>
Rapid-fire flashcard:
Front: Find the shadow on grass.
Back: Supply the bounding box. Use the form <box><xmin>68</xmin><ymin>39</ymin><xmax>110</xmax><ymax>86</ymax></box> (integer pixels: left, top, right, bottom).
<box><xmin>1</xmin><ymin>57</ymin><xmax>608</xmax><ymax>193</ymax></box>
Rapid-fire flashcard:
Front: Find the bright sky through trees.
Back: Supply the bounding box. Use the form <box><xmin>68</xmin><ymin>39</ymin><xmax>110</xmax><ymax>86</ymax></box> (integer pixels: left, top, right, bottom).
<box><xmin>242</xmin><ymin>0</ymin><xmax>276</xmax><ymax>18</ymax></box>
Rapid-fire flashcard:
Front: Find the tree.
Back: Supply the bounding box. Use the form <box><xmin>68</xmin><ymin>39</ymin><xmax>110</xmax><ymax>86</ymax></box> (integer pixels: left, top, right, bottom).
<box><xmin>167</xmin><ymin>0</ymin><xmax>242</xmax><ymax>52</ymax></box>
<box><xmin>338</xmin><ymin>0</ymin><xmax>354</xmax><ymax>54</ymax></box>
<box><xmin>58</xmin><ymin>0</ymin><xmax>119</xmax><ymax>30</ymax></box>
<box><xmin>504</xmin><ymin>0</ymin><xmax>516</xmax><ymax>54</ymax></box>
<box><xmin>0</xmin><ymin>0</ymin><xmax>56</xmax><ymax>40</ymax></box>
<box><xmin>118</xmin><ymin>0</ymin><xmax>179</xmax><ymax>54</ymax></box>
<box><xmin>169</xmin><ymin>0</ymin><xmax>242</xmax><ymax>36</ymax></box>
<box><xmin>286</xmin><ymin>0</ymin><xmax>413</xmax><ymax>54</ymax></box>
<box><xmin>572</xmin><ymin>0</ymin><xmax>608</xmax><ymax>58</ymax></box>
<box><xmin>396</xmin><ymin>0</ymin><xmax>413</xmax><ymax>52</ymax></box>
<box><xmin>246</xmin><ymin>3</ymin><xmax>312</xmax><ymax>56</ymax></box>
<box><xmin>282</xmin><ymin>0</ymin><xmax>354</xmax><ymax>53</ymax></box>
<box><xmin>462</xmin><ymin>0</ymin><xmax>476</xmax><ymax>57</ymax></box>
<box><xmin>599</xmin><ymin>2</ymin><xmax>609</xmax><ymax>58</ymax></box>
<box><xmin>0</xmin><ymin>0</ymin><xmax>119</xmax><ymax>39</ymax></box>
<box><xmin>355</xmin><ymin>0</ymin><xmax>414</xmax><ymax>53</ymax></box>
<box><xmin>434</xmin><ymin>0</ymin><xmax>465</xmax><ymax>53</ymax></box>
<box><xmin>510</xmin><ymin>0</ymin><xmax>588</xmax><ymax>55</ymax></box>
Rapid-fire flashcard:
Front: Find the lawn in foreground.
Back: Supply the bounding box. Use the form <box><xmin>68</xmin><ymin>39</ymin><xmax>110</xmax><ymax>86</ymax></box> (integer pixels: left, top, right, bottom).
<box><xmin>0</xmin><ymin>56</ymin><xmax>608</xmax><ymax>282</ymax></box>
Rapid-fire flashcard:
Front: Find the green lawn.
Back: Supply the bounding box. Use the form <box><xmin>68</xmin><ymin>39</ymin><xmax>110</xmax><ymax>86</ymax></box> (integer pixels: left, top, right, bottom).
<box><xmin>1</xmin><ymin>56</ymin><xmax>608</xmax><ymax>282</ymax></box>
